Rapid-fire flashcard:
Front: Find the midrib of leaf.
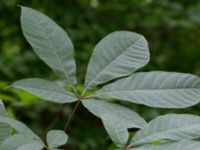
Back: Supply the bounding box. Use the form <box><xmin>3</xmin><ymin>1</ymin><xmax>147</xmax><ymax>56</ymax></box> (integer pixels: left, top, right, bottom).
<box><xmin>27</xmin><ymin>18</ymin><xmax>75</xmax><ymax>91</ymax></box>
<box><xmin>85</xmin><ymin>37</ymin><xmax>144</xmax><ymax>91</ymax></box>
<box><xmin>95</xmin><ymin>88</ymin><xmax>200</xmax><ymax>95</ymax></box>
<box><xmin>18</xmin><ymin>86</ymin><xmax>73</xmax><ymax>96</ymax></box>
<box><xmin>133</xmin><ymin>124</ymin><xmax>200</xmax><ymax>145</ymax></box>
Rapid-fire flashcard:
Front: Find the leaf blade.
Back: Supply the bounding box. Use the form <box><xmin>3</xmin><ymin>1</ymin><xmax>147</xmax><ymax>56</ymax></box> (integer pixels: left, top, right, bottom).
<box><xmin>0</xmin><ymin>134</ymin><xmax>33</xmax><ymax>150</ymax></box>
<box><xmin>0</xmin><ymin>116</ymin><xmax>42</xmax><ymax>142</ymax></box>
<box><xmin>20</xmin><ymin>6</ymin><xmax>77</xmax><ymax>85</ymax></box>
<box><xmin>131</xmin><ymin>114</ymin><xmax>200</xmax><ymax>146</ymax></box>
<box><xmin>135</xmin><ymin>141</ymin><xmax>200</xmax><ymax>150</ymax></box>
<box><xmin>82</xmin><ymin>99</ymin><xmax>147</xmax><ymax>129</ymax></box>
<box><xmin>101</xmin><ymin>113</ymin><xmax>129</xmax><ymax>148</ymax></box>
<box><xmin>85</xmin><ymin>31</ymin><xmax>149</xmax><ymax>89</ymax></box>
<box><xmin>94</xmin><ymin>72</ymin><xmax>200</xmax><ymax>108</ymax></box>
<box><xmin>47</xmin><ymin>130</ymin><xmax>68</xmax><ymax>148</ymax></box>
<box><xmin>17</xmin><ymin>142</ymin><xmax>44</xmax><ymax>150</ymax></box>
<box><xmin>0</xmin><ymin>100</ymin><xmax>12</xmax><ymax>145</ymax></box>
<box><xmin>12</xmin><ymin>78</ymin><xmax>77</xmax><ymax>103</ymax></box>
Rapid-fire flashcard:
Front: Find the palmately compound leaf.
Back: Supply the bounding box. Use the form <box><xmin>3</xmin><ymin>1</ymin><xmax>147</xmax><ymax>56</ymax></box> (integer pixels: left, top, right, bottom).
<box><xmin>0</xmin><ymin>134</ymin><xmax>44</xmax><ymax>150</ymax></box>
<box><xmin>0</xmin><ymin>116</ymin><xmax>43</xmax><ymax>143</ymax></box>
<box><xmin>0</xmin><ymin>100</ymin><xmax>12</xmax><ymax>145</ymax></box>
<box><xmin>20</xmin><ymin>6</ymin><xmax>77</xmax><ymax>86</ymax></box>
<box><xmin>47</xmin><ymin>130</ymin><xmax>68</xmax><ymax>148</ymax></box>
<box><xmin>94</xmin><ymin>71</ymin><xmax>200</xmax><ymax>108</ymax></box>
<box><xmin>130</xmin><ymin>114</ymin><xmax>200</xmax><ymax>146</ymax></box>
<box><xmin>82</xmin><ymin>99</ymin><xmax>147</xmax><ymax>129</ymax></box>
<box><xmin>84</xmin><ymin>31</ymin><xmax>150</xmax><ymax>89</ymax></box>
<box><xmin>12</xmin><ymin>78</ymin><xmax>77</xmax><ymax>103</ymax></box>
<box><xmin>101</xmin><ymin>113</ymin><xmax>129</xmax><ymax>149</ymax></box>
<box><xmin>135</xmin><ymin>141</ymin><xmax>200</xmax><ymax>150</ymax></box>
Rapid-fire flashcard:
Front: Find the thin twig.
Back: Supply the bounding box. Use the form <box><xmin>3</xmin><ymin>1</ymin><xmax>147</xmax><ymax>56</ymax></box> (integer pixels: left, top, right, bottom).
<box><xmin>45</xmin><ymin>105</ymin><xmax>64</xmax><ymax>134</ymax></box>
<box><xmin>64</xmin><ymin>99</ymin><xmax>81</xmax><ymax>132</ymax></box>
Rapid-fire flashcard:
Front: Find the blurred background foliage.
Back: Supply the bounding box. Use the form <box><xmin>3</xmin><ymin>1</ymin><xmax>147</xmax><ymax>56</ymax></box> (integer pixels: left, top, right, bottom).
<box><xmin>0</xmin><ymin>0</ymin><xmax>200</xmax><ymax>149</ymax></box>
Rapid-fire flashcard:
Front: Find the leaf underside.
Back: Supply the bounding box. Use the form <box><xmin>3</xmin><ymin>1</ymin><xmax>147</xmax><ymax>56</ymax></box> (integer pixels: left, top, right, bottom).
<box><xmin>20</xmin><ymin>6</ymin><xmax>77</xmax><ymax>85</ymax></box>
<box><xmin>85</xmin><ymin>31</ymin><xmax>150</xmax><ymax>89</ymax></box>
<box><xmin>82</xmin><ymin>99</ymin><xmax>147</xmax><ymax>129</ymax></box>
<box><xmin>12</xmin><ymin>78</ymin><xmax>77</xmax><ymax>103</ymax></box>
<box><xmin>135</xmin><ymin>141</ymin><xmax>200</xmax><ymax>150</ymax></box>
<box><xmin>0</xmin><ymin>100</ymin><xmax>12</xmax><ymax>145</ymax></box>
<box><xmin>101</xmin><ymin>113</ymin><xmax>129</xmax><ymax>148</ymax></box>
<box><xmin>94</xmin><ymin>71</ymin><xmax>200</xmax><ymax>108</ymax></box>
<box><xmin>131</xmin><ymin>114</ymin><xmax>200</xmax><ymax>146</ymax></box>
<box><xmin>47</xmin><ymin>130</ymin><xmax>68</xmax><ymax>148</ymax></box>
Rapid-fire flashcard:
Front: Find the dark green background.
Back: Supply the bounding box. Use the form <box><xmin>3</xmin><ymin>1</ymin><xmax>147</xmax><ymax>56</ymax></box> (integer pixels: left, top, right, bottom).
<box><xmin>0</xmin><ymin>0</ymin><xmax>200</xmax><ymax>149</ymax></box>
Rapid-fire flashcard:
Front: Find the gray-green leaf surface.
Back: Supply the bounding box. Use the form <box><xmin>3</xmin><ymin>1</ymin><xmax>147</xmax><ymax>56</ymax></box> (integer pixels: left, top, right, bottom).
<box><xmin>82</xmin><ymin>99</ymin><xmax>147</xmax><ymax>129</ymax></box>
<box><xmin>0</xmin><ymin>116</ymin><xmax>42</xmax><ymax>142</ymax></box>
<box><xmin>101</xmin><ymin>113</ymin><xmax>129</xmax><ymax>148</ymax></box>
<box><xmin>17</xmin><ymin>142</ymin><xmax>44</xmax><ymax>150</ymax></box>
<box><xmin>0</xmin><ymin>134</ymin><xmax>33</xmax><ymax>150</ymax></box>
<box><xmin>135</xmin><ymin>141</ymin><xmax>200</xmax><ymax>150</ymax></box>
<box><xmin>47</xmin><ymin>130</ymin><xmax>68</xmax><ymax>148</ymax></box>
<box><xmin>12</xmin><ymin>78</ymin><xmax>77</xmax><ymax>103</ymax></box>
<box><xmin>94</xmin><ymin>72</ymin><xmax>200</xmax><ymax>108</ymax></box>
<box><xmin>0</xmin><ymin>100</ymin><xmax>12</xmax><ymax>145</ymax></box>
<box><xmin>131</xmin><ymin>114</ymin><xmax>200</xmax><ymax>146</ymax></box>
<box><xmin>85</xmin><ymin>31</ymin><xmax>149</xmax><ymax>89</ymax></box>
<box><xmin>20</xmin><ymin>6</ymin><xmax>77</xmax><ymax>85</ymax></box>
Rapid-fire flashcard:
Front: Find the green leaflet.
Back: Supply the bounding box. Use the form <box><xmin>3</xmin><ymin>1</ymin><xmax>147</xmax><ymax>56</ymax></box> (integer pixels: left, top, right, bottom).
<box><xmin>94</xmin><ymin>72</ymin><xmax>200</xmax><ymax>108</ymax></box>
<box><xmin>85</xmin><ymin>31</ymin><xmax>149</xmax><ymax>89</ymax></box>
<box><xmin>101</xmin><ymin>113</ymin><xmax>129</xmax><ymax>149</ymax></box>
<box><xmin>82</xmin><ymin>99</ymin><xmax>147</xmax><ymax>129</ymax></box>
<box><xmin>135</xmin><ymin>141</ymin><xmax>200</xmax><ymax>150</ymax></box>
<box><xmin>0</xmin><ymin>100</ymin><xmax>12</xmax><ymax>145</ymax></box>
<box><xmin>0</xmin><ymin>134</ymin><xmax>44</xmax><ymax>150</ymax></box>
<box><xmin>0</xmin><ymin>116</ymin><xmax>43</xmax><ymax>143</ymax></box>
<box><xmin>131</xmin><ymin>114</ymin><xmax>200</xmax><ymax>146</ymax></box>
<box><xmin>12</xmin><ymin>78</ymin><xmax>77</xmax><ymax>103</ymax></box>
<box><xmin>20</xmin><ymin>6</ymin><xmax>77</xmax><ymax>85</ymax></box>
<box><xmin>47</xmin><ymin>130</ymin><xmax>68</xmax><ymax>148</ymax></box>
